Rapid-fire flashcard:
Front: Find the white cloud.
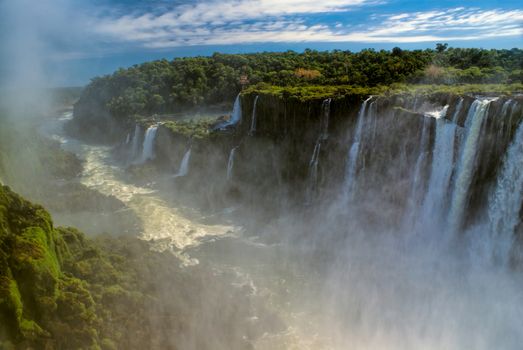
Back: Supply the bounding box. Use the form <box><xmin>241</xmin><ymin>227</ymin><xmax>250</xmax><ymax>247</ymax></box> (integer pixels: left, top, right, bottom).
<box><xmin>94</xmin><ymin>4</ymin><xmax>523</xmax><ymax>48</ymax></box>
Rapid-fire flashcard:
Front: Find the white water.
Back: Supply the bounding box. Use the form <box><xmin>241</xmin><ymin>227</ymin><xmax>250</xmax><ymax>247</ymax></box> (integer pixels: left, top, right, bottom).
<box><xmin>45</xmin><ymin>114</ymin><xmax>233</xmax><ymax>265</ymax></box>
<box><xmin>419</xmin><ymin>118</ymin><xmax>457</xmax><ymax>230</ymax></box>
<box><xmin>307</xmin><ymin>99</ymin><xmax>333</xmax><ymax>193</ymax></box>
<box><xmin>39</xmin><ymin>101</ymin><xmax>523</xmax><ymax>350</ymax></box>
<box><xmin>487</xmin><ymin>116</ymin><xmax>523</xmax><ymax>265</ymax></box>
<box><xmin>501</xmin><ymin>99</ymin><xmax>513</xmax><ymax>117</ymax></box>
<box><xmin>448</xmin><ymin>99</ymin><xmax>492</xmax><ymax>232</ymax></box>
<box><xmin>249</xmin><ymin>95</ymin><xmax>259</xmax><ymax>135</ymax></box>
<box><xmin>130</xmin><ymin>124</ymin><xmax>142</xmax><ymax>160</ymax></box>
<box><xmin>403</xmin><ymin>115</ymin><xmax>431</xmax><ymax>227</ymax></box>
<box><xmin>230</xmin><ymin>94</ymin><xmax>242</xmax><ymax>124</ymax></box>
<box><xmin>343</xmin><ymin>96</ymin><xmax>373</xmax><ymax>202</ymax></box>
<box><xmin>125</xmin><ymin>133</ymin><xmax>131</xmax><ymax>144</ymax></box>
<box><xmin>140</xmin><ymin>125</ymin><xmax>159</xmax><ymax>163</ymax></box>
<box><xmin>226</xmin><ymin>146</ymin><xmax>238</xmax><ymax>181</ymax></box>
<box><xmin>451</xmin><ymin>98</ymin><xmax>464</xmax><ymax>123</ymax></box>
<box><xmin>174</xmin><ymin>148</ymin><xmax>191</xmax><ymax>178</ymax></box>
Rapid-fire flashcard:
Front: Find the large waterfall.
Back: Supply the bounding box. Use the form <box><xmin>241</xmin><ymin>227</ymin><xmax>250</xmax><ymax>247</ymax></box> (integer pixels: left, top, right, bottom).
<box><xmin>447</xmin><ymin>99</ymin><xmax>492</xmax><ymax>232</ymax></box>
<box><xmin>418</xmin><ymin>109</ymin><xmax>456</xmax><ymax>230</ymax></box>
<box><xmin>487</xmin><ymin>103</ymin><xmax>523</xmax><ymax>264</ymax></box>
<box><xmin>41</xmin><ymin>91</ymin><xmax>523</xmax><ymax>350</ymax></box>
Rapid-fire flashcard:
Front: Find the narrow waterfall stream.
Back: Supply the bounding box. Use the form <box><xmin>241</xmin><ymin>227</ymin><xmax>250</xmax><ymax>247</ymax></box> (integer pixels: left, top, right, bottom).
<box><xmin>174</xmin><ymin>147</ymin><xmax>192</xmax><ymax>178</ymax></box>
<box><xmin>343</xmin><ymin>96</ymin><xmax>373</xmax><ymax>203</ymax></box>
<box><xmin>227</xmin><ymin>146</ymin><xmax>238</xmax><ymax>181</ymax></box>
<box><xmin>250</xmin><ymin>95</ymin><xmax>259</xmax><ymax>135</ymax></box>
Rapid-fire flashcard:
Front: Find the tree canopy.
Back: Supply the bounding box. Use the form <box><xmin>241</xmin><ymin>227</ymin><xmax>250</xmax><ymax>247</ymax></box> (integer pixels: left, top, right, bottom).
<box><xmin>76</xmin><ymin>47</ymin><xmax>523</xmax><ymax>118</ymax></box>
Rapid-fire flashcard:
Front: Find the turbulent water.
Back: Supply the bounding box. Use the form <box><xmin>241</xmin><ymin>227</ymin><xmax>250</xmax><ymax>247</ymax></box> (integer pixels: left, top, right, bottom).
<box><xmin>41</xmin><ymin>93</ymin><xmax>523</xmax><ymax>349</ymax></box>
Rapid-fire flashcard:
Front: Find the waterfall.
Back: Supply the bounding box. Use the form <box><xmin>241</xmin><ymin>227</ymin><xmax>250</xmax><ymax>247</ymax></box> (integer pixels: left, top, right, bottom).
<box><xmin>140</xmin><ymin>125</ymin><xmax>159</xmax><ymax>163</ymax></box>
<box><xmin>320</xmin><ymin>98</ymin><xmax>331</xmax><ymax>140</ymax></box>
<box><xmin>215</xmin><ymin>94</ymin><xmax>242</xmax><ymax>130</ymax></box>
<box><xmin>403</xmin><ymin>115</ymin><xmax>431</xmax><ymax>227</ymax></box>
<box><xmin>451</xmin><ymin>97</ymin><xmax>464</xmax><ymax>123</ymax></box>
<box><xmin>174</xmin><ymin>148</ymin><xmax>192</xmax><ymax>178</ymax></box>
<box><xmin>125</xmin><ymin>133</ymin><xmax>131</xmax><ymax>144</ymax></box>
<box><xmin>501</xmin><ymin>99</ymin><xmax>513</xmax><ymax>116</ymax></box>
<box><xmin>249</xmin><ymin>96</ymin><xmax>259</xmax><ymax>135</ymax></box>
<box><xmin>227</xmin><ymin>146</ymin><xmax>239</xmax><ymax>181</ymax></box>
<box><xmin>487</xmin><ymin>117</ymin><xmax>523</xmax><ymax>264</ymax></box>
<box><xmin>419</xmin><ymin>117</ymin><xmax>456</xmax><ymax>229</ymax></box>
<box><xmin>342</xmin><ymin>96</ymin><xmax>373</xmax><ymax>202</ymax></box>
<box><xmin>308</xmin><ymin>141</ymin><xmax>322</xmax><ymax>186</ymax></box>
<box><xmin>230</xmin><ymin>94</ymin><xmax>242</xmax><ymax>124</ymax></box>
<box><xmin>447</xmin><ymin>99</ymin><xmax>492</xmax><ymax>232</ymax></box>
<box><xmin>130</xmin><ymin>124</ymin><xmax>142</xmax><ymax>160</ymax></box>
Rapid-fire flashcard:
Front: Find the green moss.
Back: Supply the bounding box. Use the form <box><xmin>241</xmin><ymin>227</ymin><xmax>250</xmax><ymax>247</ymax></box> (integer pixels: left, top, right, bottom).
<box><xmin>163</xmin><ymin>119</ymin><xmax>215</xmax><ymax>139</ymax></box>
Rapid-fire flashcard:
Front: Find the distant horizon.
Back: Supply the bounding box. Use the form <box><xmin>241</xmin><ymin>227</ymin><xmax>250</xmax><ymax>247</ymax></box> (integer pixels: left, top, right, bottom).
<box><xmin>46</xmin><ymin>42</ymin><xmax>523</xmax><ymax>88</ymax></box>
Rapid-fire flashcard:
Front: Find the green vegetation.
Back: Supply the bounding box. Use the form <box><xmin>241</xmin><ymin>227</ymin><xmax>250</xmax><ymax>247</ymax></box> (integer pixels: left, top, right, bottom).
<box><xmin>163</xmin><ymin>119</ymin><xmax>215</xmax><ymax>139</ymax></box>
<box><xmin>75</xmin><ymin>47</ymin><xmax>523</xmax><ymax>120</ymax></box>
<box><xmin>244</xmin><ymin>83</ymin><xmax>523</xmax><ymax>101</ymax></box>
<box><xmin>0</xmin><ymin>185</ymin><xmax>181</xmax><ymax>349</ymax></box>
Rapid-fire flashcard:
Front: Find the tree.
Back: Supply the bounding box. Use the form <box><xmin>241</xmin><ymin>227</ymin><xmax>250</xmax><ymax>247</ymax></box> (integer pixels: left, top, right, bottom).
<box><xmin>436</xmin><ymin>43</ymin><xmax>448</xmax><ymax>53</ymax></box>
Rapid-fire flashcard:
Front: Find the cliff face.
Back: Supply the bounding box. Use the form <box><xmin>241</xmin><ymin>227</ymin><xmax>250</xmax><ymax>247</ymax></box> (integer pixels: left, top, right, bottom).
<box><xmin>130</xmin><ymin>92</ymin><xmax>522</xmax><ymax>235</ymax></box>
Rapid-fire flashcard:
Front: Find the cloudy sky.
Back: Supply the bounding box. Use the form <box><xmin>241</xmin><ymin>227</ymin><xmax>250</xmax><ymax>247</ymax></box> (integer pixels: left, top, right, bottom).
<box><xmin>1</xmin><ymin>0</ymin><xmax>521</xmax><ymax>86</ymax></box>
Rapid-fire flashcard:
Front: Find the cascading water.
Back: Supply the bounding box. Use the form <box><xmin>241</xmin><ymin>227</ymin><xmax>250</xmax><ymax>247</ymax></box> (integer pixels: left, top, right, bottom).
<box><xmin>447</xmin><ymin>99</ymin><xmax>492</xmax><ymax>232</ymax></box>
<box><xmin>418</xmin><ymin>108</ymin><xmax>456</xmax><ymax>230</ymax></box>
<box><xmin>342</xmin><ymin>96</ymin><xmax>373</xmax><ymax>202</ymax></box>
<box><xmin>451</xmin><ymin>97</ymin><xmax>464</xmax><ymax>123</ymax></box>
<box><xmin>230</xmin><ymin>94</ymin><xmax>242</xmax><ymax>124</ymax></box>
<box><xmin>125</xmin><ymin>133</ymin><xmax>131</xmax><ymax>144</ymax></box>
<box><xmin>227</xmin><ymin>146</ymin><xmax>239</xmax><ymax>181</ymax></box>
<box><xmin>174</xmin><ymin>148</ymin><xmax>191</xmax><ymax>178</ymax></box>
<box><xmin>487</xmin><ymin>111</ymin><xmax>523</xmax><ymax>265</ymax></box>
<box><xmin>140</xmin><ymin>124</ymin><xmax>159</xmax><ymax>163</ymax></box>
<box><xmin>249</xmin><ymin>95</ymin><xmax>259</xmax><ymax>135</ymax></box>
<box><xmin>130</xmin><ymin>124</ymin><xmax>142</xmax><ymax>160</ymax></box>
<box><xmin>403</xmin><ymin>115</ymin><xmax>431</xmax><ymax>227</ymax></box>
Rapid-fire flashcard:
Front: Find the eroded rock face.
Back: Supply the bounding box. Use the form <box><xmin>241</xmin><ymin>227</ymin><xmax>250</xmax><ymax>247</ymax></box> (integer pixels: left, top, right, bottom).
<box><xmin>80</xmin><ymin>91</ymin><xmax>523</xmax><ymax>233</ymax></box>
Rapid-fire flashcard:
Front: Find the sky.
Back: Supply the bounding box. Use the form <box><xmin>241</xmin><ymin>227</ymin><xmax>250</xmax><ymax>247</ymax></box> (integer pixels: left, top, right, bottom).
<box><xmin>0</xmin><ymin>0</ymin><xmax>522</xmax><ymax>86</ymax></box>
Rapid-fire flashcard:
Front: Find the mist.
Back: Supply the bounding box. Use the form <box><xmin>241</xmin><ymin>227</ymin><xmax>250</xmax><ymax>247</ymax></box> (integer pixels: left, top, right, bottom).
<box><xmin>0</xmin><ymin>0</ymin><xmax>522</xmax><ymax>349</ymax></box>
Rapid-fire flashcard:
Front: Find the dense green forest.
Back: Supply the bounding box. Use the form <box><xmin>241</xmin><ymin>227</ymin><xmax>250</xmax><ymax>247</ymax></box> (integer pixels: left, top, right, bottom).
<box><xmin>76</xmin><ymin>46</ymin><xmax>523</xmax><ymax>119</ymax></box>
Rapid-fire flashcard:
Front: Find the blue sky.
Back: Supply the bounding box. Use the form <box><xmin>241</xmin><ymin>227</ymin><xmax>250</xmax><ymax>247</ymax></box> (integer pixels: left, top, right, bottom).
<box><xmin>1</xmin><ymin>0</ymin><xmax>522</xmax><ymax>86</ymax></box>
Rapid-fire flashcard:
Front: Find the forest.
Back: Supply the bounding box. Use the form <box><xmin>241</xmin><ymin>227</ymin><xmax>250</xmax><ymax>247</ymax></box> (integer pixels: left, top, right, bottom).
<box><xmin>77</xmin><ymin>46</ymin><xmax>523</xmax><ymax>118</ymax></box>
